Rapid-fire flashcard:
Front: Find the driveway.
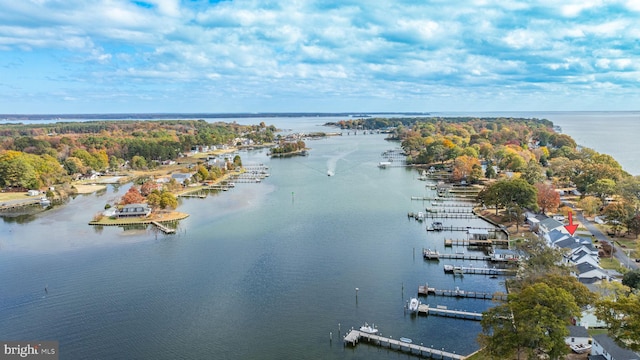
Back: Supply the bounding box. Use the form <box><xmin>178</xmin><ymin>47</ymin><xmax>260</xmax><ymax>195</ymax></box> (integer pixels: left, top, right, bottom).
<box><xmin>576</xmin><ymin>211</ymin><xmax>638</xmax><ymax>270</ymax></box>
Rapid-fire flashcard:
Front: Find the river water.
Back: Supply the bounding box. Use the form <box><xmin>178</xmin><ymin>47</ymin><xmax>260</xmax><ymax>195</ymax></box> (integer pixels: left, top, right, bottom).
<box><xmin>0</xmin><ymin>112</ymin><xmax>635</xmax><ymax>359</ymax></box>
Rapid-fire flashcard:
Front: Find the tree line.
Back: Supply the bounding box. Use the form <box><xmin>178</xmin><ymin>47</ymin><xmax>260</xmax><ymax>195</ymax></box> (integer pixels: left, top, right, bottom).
<box><xmin>0</xmin><ymin>120</ymin><xmax>276</xmax><ymax>190</ymax></box>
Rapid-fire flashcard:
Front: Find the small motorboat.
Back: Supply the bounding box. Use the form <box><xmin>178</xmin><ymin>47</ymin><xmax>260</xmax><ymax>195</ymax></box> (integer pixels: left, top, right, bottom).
<box><xmin>359</xmin><ymin>323</ymin><xmax>378</xmax><ymax>334</ymax></box>
<box><xmin>407</xmin><ymin>297</ymin><xmax>420</xmax><ymax>313</ymax></box>
<box><xmin>400</xmin><ymin>337</ymin><xmax>413</xmax><ymax>344</ymax></box>
<box><xmin>570</xmin><ymin>343</ymin><xmax>592</xmax><ymax>354</ymax></box>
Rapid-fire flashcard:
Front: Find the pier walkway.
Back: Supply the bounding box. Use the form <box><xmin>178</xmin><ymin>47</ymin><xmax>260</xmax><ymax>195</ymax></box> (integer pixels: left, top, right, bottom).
<box><xmin>444</xmin><ymin>238</ymin><xmax>509</xmax><ymax>247</ymax></box>
<box><xmin>417</xmin><ymin>304</ymin><xmax>483</xmax><ymax>321</ymax></box>
<box><xmin>444</xmin><ymin>265</ymin><xmax>517</xmax><ymax>276</ymax></box>
<box><xmin>343</xmin><ymin>330</ymin><xmax>465</xmax><ymax>359</ymax></box>
<box><xmin>418</xmin><ymin>285</ymin><xmax>507</xmax><ymax>301</ymax></box>
<box><xmin>151</xmin><ymin>221</ymin><xmax>176</xmax><ymax>234</ymax></box>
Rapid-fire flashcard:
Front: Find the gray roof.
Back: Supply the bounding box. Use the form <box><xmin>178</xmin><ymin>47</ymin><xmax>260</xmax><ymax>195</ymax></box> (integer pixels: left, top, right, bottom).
<box><xmin>568</xmin><ymin>325</ymin><xmax>589</xmax><ymax>338</ymax></box>
<box><xmin>540</xmin><ymin>217</ymin><xmax>564</xmax><ymax>230</ymax></box>
<box><xmin>592</xmin><ymin>334</ymin><xmax>640</xmax><ymax>360</ymax></box>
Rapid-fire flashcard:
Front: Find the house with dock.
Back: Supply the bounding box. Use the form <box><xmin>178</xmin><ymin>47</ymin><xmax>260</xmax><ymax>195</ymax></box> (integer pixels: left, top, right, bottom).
<box><xmin>117</xmin><ymin>203</ymin><xmax>152</xmax><ymax>218</ymax></box>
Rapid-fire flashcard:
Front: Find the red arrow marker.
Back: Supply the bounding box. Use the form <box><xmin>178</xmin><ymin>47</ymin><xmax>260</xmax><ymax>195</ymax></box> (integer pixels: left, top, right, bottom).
<box><xmin>565</xmin><ymin>211</ymin><xmax>578</xmax><ymax>236</ymax></box>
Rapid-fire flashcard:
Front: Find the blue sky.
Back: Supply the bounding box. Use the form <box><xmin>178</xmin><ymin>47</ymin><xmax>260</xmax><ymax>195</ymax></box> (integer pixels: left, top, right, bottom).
<box><xmin>1</xmin><ymin>0</ymin><xmax>639</xmax><ymax>114</ymax></box>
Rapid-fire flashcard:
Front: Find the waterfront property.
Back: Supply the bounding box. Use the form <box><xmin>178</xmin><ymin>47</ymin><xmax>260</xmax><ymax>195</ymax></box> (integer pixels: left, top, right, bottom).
<box><xmin>116</xmin><ymin>203</ymin><xmax>152</xmax><ymax>218</ymax></box>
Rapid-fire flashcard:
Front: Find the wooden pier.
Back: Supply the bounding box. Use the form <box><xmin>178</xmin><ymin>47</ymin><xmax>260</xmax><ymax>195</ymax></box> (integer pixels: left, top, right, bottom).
<box><xmin>343</xmin><ymin>330</ymin><xmax>465</xmax><ymax>359</ymax></box>
<box><xmin>424</xmin><ymin>213</ymin><xmax>478</xmax><ymax>220</ymax></box>
<box><xmin>437</xmin><ymin>252</ymin><xmax>491</xmax><ymax>261</ymax></box>
<box><xmin>444</xmin><ymin>238</ymin><xmax>509</xmax><ymax>247</ymax></box>
<box><xmin>428</xmin><ymin>225</ymin><xmax>496</xmax><ymax>232</ymax></box>
<box><xmin>444</xmin><ymin>264</ymin><xmax>517</xmax><ymax>276</ymax></box>
<box><xmin>151</xmin><ymin>221</ymin><xmax>176</xmax><ymax>234</ymax></box>
<box><xmin>418</xmin><ymin>284</ymin><xmax>507</xmax><ymax>301</ymax></box>
<box><xmin>417</xmin><ymin>304</ymin><xmax>483</xmax><ymax>321</ymax></box>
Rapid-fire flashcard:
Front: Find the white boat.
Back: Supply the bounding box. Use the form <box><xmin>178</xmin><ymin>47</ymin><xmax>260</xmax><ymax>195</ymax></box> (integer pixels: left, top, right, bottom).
<box><xmin>400</xmin><ymin>337</ymin><xmax>413</xmax><ymax>344</ymax></box>
<box><xmin>570</xmin><ymin>343</ymin><xmax>591</xmax><ymax>354</ymax></box>
<box><xmin>407</xmin><ymin>297</ymin><xmax>420</xmax><ymax>312</ymax></box>
<box><xmin>359</xmin><ymin>323</ymin><xmax>378</xmax><ymax>334</ymax></box>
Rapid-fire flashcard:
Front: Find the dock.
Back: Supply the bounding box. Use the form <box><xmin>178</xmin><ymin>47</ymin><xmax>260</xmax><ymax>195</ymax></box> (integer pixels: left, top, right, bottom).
<box><xmin>444</xmin><ymin>238</ymin><xmax>509</xmax><ymax>247</ymax></box>
<box><xmin>151</xmin><ymin>221</ymin><xmax>176</xmax><ymax>234</ymax></box>
<box><xmin>424</xmin><ymin>213</ymin><xmax>478</xmax><ymax>220</ymax></box>
<box><xmin>417</xmin><ymin>304</ymin><xmax>483</xmax><ymax>321</ymax></box>
<box><xmin>444</xmin><ymin>264</ymin><xmax>517</xmax><ymax>276</ymax></box>
<box><xmin>418</xmin><ymin>284</ymin><xmax>507</xmax><ymax>301</ymax></box>
<box><xmin>437</xmin><ymin>252</ymin><xmax>491</xmax><ymax>261</ymax></box>
<box><xmin>343</xmin><ymin>330</ymin><xmax>465</xmax><ymax>359</ymax></box>
<box><xmin>427</xmin><ymin>225</ymin><xmax>496</xmax><ymax>232</ymax></box>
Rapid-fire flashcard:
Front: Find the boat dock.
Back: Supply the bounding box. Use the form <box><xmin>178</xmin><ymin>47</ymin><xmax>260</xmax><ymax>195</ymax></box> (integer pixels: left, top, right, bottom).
<box><xmin>427</xmin><ymin>225</ymin><xmax>496</xmax><ymax>232</ymax></box>
<box><xmin>151</xmin><ymin>221</ymin><xmax>176</xmax><ymax>234</ymax></box>
<box><xmin>417</xmin><ymin>304</ymin><xmax>483</xmax><ymax>321</ymax></box>
<box><xmin>444</xmin><ymin>238</ymin><xmax>509</xmax><ymax>247</ymax></box>
<box><xmin>424</xmin><ymin>213</ymin><xmax>478</xmax><ymax>219</ymax></box>
<box><xmin>444</xmin><ymin>264</ymin><xmax>517</xmax><ymax>276</ymax></box>
<box><xmin>418</xmin><ymin>285</ymin><xmax>508</xmax><ymax>301</ymax></box>
<box><xmin>437</xmin><ymin>252</ymin><xmax>491</xmax><ymax>261</ymax></box>
<box><xmin>343</xmin><ymin>330</ymin><xmax>465</xmax><ymax>359</ymax></box>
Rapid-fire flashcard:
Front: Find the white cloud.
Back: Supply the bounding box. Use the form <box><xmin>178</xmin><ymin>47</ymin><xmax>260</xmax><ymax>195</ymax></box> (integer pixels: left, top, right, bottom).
<box><xmin>0</xmin><ymin>0</ymin><xmax>639</xmax><ymax>112</ymax></box>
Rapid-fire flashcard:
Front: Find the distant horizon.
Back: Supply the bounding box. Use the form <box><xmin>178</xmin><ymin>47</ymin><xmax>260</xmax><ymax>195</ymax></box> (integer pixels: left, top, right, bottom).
<box><xmin>2</xmin><ymin>110</ymin><xmax>639</xmax><ymax>120</ymax></box>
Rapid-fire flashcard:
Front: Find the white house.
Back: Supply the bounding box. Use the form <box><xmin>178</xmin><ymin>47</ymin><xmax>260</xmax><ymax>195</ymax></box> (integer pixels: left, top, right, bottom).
<box><xmin>591</xmin><ymin>333</ymin><xmax>639</xmax><ymax>360</ymax></box>
<box><xmin>565</xmin><ymin>325</ymin><xmax>591</xmax><ymax>350</ymax></box>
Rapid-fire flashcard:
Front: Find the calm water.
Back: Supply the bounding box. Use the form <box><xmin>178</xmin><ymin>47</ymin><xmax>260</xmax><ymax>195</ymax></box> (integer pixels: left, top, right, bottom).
<box><xmin>0</xmin><ymin>113</ymin><xmax>636</xmax><ymax>359</ymax></box>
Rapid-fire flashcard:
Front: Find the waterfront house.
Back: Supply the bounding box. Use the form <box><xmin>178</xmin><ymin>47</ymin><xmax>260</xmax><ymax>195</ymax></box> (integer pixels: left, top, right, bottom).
<box><xmin>538</xmin><ymin>217</ymin><xmax>567</xmax><ymax>238</ymax></box>
<box><xmin>574</xmin><ymin>262</ymin><xmax>610</xmax><ymax>284</ymax></box>
<box><xmin>117</xmin><ymin>204</ymin><xmax>151</xmax><ymax>218</ymax></box>
<box><xmin>565</xmin><ymin>325</ymin><xmax>591</xmax><ymax>350</ymax></box>
<box><xmin>171</xmin><ymin>172</ymin><xmax>193</xmax><ymax>185</ymax></box>
<box><xmin>590</xmin><ymin>333</ymin><xmax>640</xmax><ymax>360</ymax></box>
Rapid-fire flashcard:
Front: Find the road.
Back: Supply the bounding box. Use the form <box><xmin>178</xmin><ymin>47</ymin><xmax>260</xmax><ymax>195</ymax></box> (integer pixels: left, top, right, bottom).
<box><xmin>576</xmin><ymin>211</ymin><xmax>638</xmax><ymax>271</ymax></box>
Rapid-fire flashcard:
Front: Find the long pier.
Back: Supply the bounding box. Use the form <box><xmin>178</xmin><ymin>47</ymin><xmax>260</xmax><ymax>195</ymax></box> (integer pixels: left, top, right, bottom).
<box><xmin>343</xmin><ymin>330</ymin><xmax>465</xmax><ymax>359</ymax></box>
<box><xmin>428</xmin><ymin>225</ymin><xmax>496</xmax><ymax>232</ymax></box>
<box><xmin>418</xmin><ymin>285</ymin><xmax>508</xmax><ymax>301</ymax></box>
<box><xmin>444</xmin><ymin>265</ymin><xmax>517</xmax><ymax>276</ymax></box>
<box><xmin>417</xmin><ymin>304</ymin><xmax>483</xmax><ymax>321</ymax></box>
<box><xmin>444</xmin><ymin>238</ymin><xmax>509</xmax><ymax>247</ymax></box>
<box><xmin>424</xmin><ymin>213</ymin><xmax>478</xmax><ymax>219</ymax></box>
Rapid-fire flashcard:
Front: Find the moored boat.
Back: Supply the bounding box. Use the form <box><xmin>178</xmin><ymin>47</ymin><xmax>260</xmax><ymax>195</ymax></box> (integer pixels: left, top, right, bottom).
<box><xmin>570</xmin><ymin>343</ymin><xmax>591</xmax><ymax>354</ymax></box>
<box><xmin>359</xmin><ymin>323</ymin><xmax>378</xmax><ymax>334</ymax></box>
<box><xmin>407</xmin><ymin>297</ymin><xmax>420</xmax><ymax>313</ymax></box>
<box><xmin>400</xmin><ymin>337</ymin><xmax>413</xmax><ymax>344</ymax></box>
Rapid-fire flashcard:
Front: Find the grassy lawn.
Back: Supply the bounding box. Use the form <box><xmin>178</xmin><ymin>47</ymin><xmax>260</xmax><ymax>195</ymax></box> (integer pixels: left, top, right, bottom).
<box><xmin>0</xmin><ymin>192</ymin><xmax>31</xmax><ymax>202</ymax></box>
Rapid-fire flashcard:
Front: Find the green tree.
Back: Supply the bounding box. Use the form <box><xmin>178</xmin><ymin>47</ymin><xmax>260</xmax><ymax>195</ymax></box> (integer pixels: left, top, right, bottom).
<box><xmin>522</xmin><ymin>160</ymin><xmax>545</xmax><ymax>185</ymax></box>
<box><xmin>480</xmin><ymin>282</ymin><xmax>581</xmax><ymax>360</ymax></box>
<box><xmin>588</xmin><ymin>178</ymin><xmax>617</xmax><ymax>202</ymax></box>
<box><xmin>595</xmin><ymin>291</ymin><xmax>640</xmax><ymax>351</ymax></box>
<box><xmin>159</xmin><ymin>191</ymin><xmax>178</xmax><ymax>209</ymax></box>
<box><xmin>622</xmin><ymin>269</ymin><xmax>640</xmax><ymax>290</ymax></box>
<box><xmin>131</xmin><ymin>155</ymin><xmax>148</xmax><ymax>170</ymax></box>
<box><xmin>578</xmin><ymin>196</ymin><xmax>602</xmax><ymax>217</ymax></box>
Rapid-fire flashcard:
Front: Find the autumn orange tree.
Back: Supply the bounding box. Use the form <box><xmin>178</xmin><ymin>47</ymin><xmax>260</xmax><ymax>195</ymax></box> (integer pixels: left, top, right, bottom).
<box><xmin>121</xmin><ymin>186</ymin><xmax>145</xmax><ymax>205</ymax></box>
<box><xmin>452</xmin><ymin>155</ymin><xmax>480</xmax><ymax>182</ymax></box>
<box><xmin>535</xmin><ymin>183</ymin><xmax>560</xmax><ymax>214</ymax></box>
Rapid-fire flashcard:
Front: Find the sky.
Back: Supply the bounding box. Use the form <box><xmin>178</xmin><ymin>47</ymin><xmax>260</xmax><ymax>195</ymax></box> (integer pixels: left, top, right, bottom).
<box><xmin>1</xmin><ymin>0</ymin><xmax>639</xmax><ymax>114</ymax></box>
